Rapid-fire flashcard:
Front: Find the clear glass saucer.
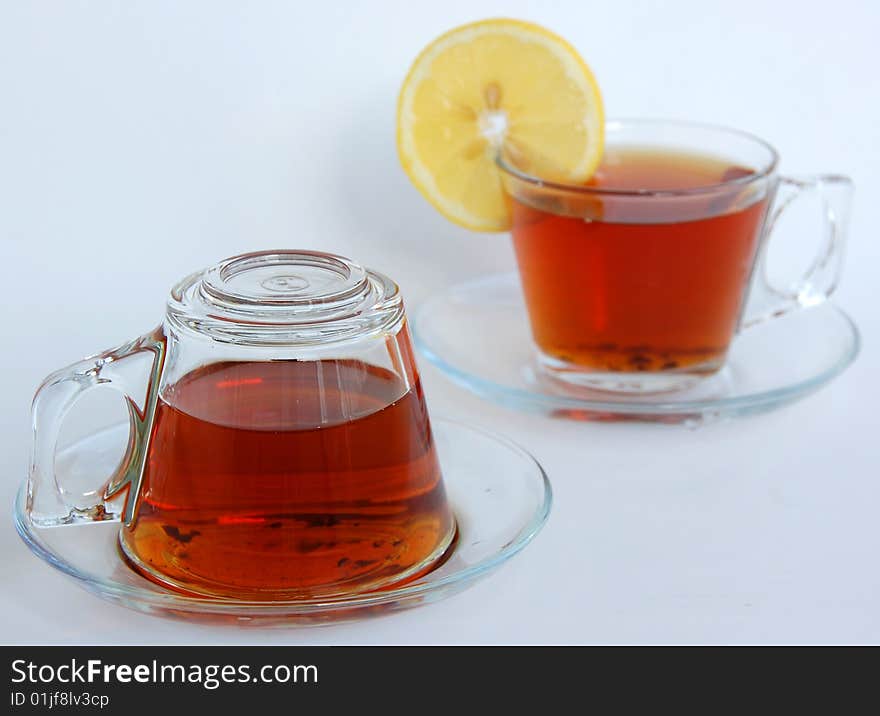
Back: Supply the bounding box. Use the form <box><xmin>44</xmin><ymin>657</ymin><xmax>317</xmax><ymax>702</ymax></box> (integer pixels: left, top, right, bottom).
<box><xmin>413</xmin><ymin>273</ymin><xmax>860</xmax><ymax>424</ymax></box>
<box><xmin>14</xmin><ymin>419</ymin><xmax>551</xmax><ymax>627</ymax></box>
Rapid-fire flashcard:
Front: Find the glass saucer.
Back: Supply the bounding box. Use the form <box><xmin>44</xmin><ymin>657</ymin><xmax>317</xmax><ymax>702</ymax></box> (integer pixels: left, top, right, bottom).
<box><xmin>14</xmin><ymin>419</ymin><xmax>551</xmax><ymax>627</ymax></box>
<box><xmin>413</xmin><ymin>273</ymin><xmax>860</xmax><ymax>424</ymax></box>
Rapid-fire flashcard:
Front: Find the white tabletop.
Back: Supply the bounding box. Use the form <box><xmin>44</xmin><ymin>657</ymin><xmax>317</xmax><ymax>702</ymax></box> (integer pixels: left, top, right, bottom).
<box><xmin>2</xmin><ymin>0</ymin><xmax>877</xmax><ymax>645</ymax></box>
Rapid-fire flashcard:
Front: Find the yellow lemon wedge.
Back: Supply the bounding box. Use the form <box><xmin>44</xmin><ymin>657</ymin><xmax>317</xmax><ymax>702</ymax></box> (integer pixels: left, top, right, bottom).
<box><xmin>397</xmin><ymin>18</ymin><xmax>605</xmax><ymax>232</ymax></box>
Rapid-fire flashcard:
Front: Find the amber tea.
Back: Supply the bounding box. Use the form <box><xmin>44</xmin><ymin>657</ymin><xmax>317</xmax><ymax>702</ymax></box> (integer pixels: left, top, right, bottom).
<box><xmin>120</xmin><ymin>359</ymin><xmax>456</xmax><ymax>600</ymax></box>
<box><xmin>510</xmin><ymin>146</ymin><xmax>770</xmax><ymax>383</ymax></box>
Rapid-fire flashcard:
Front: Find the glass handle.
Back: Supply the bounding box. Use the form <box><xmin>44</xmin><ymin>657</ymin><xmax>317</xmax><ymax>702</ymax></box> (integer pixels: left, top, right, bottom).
<box><xmin>741</xmin><ymin>174</ymin><xmax>853</xmax><ymax>328</ymax></box>
<box><xmin>28</xmin><ymin>328</ymin><xmax>166</xmax><ymax>527</ymax></box>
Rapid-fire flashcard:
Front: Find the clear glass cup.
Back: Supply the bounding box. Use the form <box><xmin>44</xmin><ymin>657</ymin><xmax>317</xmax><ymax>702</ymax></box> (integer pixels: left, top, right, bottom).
<box><xmin>29</xmin><ymin>250</ymin><xmax>457</xmax><ymax>600</ymax></box>
<box><xmin>499</xmin><ymin>119</ymin><xmax>853</xmax><ymax>393</ymax></box>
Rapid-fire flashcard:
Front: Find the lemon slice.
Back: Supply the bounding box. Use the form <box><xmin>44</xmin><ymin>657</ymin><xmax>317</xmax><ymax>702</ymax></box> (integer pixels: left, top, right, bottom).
<box><xmin>397</xmin><ymin>18</ymin><xmax>604</xmax><ymax>232</ymax></box>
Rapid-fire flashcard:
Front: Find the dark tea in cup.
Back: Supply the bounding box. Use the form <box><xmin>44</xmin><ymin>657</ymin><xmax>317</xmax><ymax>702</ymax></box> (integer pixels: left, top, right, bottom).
<box><xmin>123</xmin><ymin>358</ymin><xmax>454</xmax><ymax>599</ymax></box>
<box><xmin>510</xmin><ymin>146</ymin><xmax>768</xmax><ymax>379</ymax></box>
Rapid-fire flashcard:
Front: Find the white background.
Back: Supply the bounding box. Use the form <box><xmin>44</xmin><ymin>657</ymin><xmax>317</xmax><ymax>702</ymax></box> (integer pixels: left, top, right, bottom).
<box><xmin>1</xmin><ymin>0</ymin><xmax>878</xmax><ymax>645</ymax></box>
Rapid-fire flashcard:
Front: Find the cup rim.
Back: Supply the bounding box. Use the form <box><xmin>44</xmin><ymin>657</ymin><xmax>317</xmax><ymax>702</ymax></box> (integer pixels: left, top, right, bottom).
<box><xmin>495</xmin><ymin>118</ymin><xmax>780</xmax><ymax>197</ymax></box>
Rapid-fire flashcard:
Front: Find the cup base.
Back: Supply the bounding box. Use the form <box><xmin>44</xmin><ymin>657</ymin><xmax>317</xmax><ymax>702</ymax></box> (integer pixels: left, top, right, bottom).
<box><xmin>116</xmin><ymin>521</ymin><xmax>459</xmax><ymax>602</ymax></box>
<box><xmin>534</xmin><ymin>350</ymin><xmax>723</xmax><ymax>395</ymax></box>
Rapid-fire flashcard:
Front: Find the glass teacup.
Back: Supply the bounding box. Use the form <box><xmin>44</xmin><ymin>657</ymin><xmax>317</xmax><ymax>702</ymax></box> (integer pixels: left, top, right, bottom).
<box><xmin>499</xmin><ymin>120</ymin><xmax>853</xmax><ymax>393</ymax></box>
<box><xmin>29</xmin><ymin>250</ymin><xmax>456</xmax><ymax>600</ymax></box>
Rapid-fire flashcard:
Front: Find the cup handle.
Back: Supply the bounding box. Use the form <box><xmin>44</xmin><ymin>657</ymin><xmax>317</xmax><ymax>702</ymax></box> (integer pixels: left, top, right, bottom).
<box><xmin>28</xmin><ymin>328</ymin><xmax>166</xmax><ymax>527</ymax></box>
<box><xmin>740</xmin><ymin>174</ymin><xmax>853</xmax><ymax>329</ymax></box>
